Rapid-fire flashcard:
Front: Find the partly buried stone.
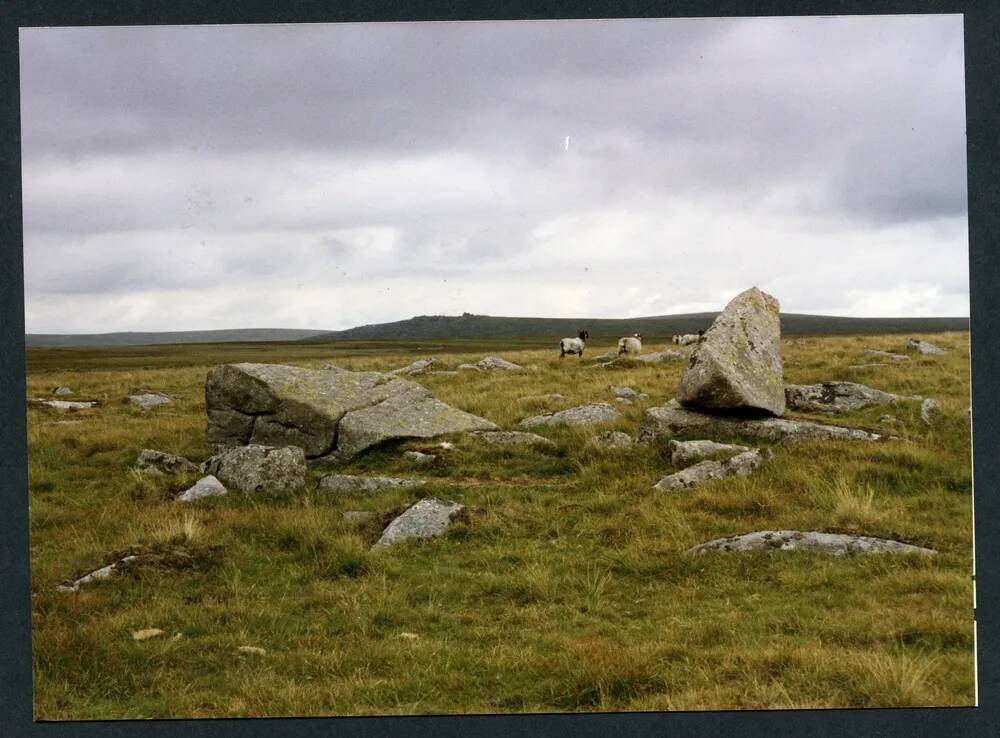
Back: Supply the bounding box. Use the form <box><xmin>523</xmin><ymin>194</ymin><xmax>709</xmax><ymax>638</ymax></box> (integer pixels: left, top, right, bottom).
<box><xmin>687</xmin><ymin>530</ymin><xmax>935</xmax><ymax>556</ymax></box>
<box><xmin>343</xmin><ymin>511</ymin><xmax>376</xmax><ymax>524</ymax></box>
<box><xmin>53</xmin><ymin>386</ymin><xmax>73</xmax><ymax>396</ymax></box>
<box><xmin>639</xmin><ymin>400</ymin><xmax>889</xmax><ymax>444</ymax></box>
<box><xmin>676</xmin><ymin>287</ymin><xmax>785</xmax><ymax>416</ymax></box>
<box><xmin>470</xmin><ymin>356</ymin><xmax>522</xmax><ymax>370</ymax></box>
<box><xmin>609</xmin><ymin>385</ymin><xmax>638</xmax><ymax>400</ymax></box>
<box><xmin>203</xmin><ymin>445</ymin><xmax>306</xmax><ymax>494</ymax></box>
<box><xmin>177</xmin><ymin>475</ymin><xmax>228</xmax><ymax>502</ymax></box>
<box><xmin>668</xmin><ymin>439</ymin><xmax>750</xmax><ymax>466</ymax></box>
<box><xmin>402</xmin><ymin>450</ymin><xmax>436</xmax><ymax>464</ymax></box>
<box><xmin>784</xmin><ymin>381</ymin><xmax>916</xmax><ymax>413</ymax></box>
<box><xmin>594</xmin><ymin>430</ymin><xmax>633</xmax><ymax>449</ymax></box>
<box><xmin>921</xmin><ymin>398</ymin><xmax>940</xmax><ymax>425</ymax></box>
<box><xmin>634</xmin><ymin>349</ymin><xmax>685</xmax><ymax>364</ymax></box>
<box><xmin>205</xmin><ymin>363</ymin><xmax>496</xmax><ymax>461</ymax></box>
<box><xmin>320</xmin><ymin>474</ymin><xmax>425</xmax><ymax>493</ymax></box>
<box><xmin>28</xmin><ymin>398</ymin><xmax>97</xmax><ymax>410</ymax></box>
<box><xmin>135</xmin><ymin>449</ymin><xmax>200</xmax><ymax>475</ymax></box>
<box><xmin>864</xmin><ymin>349</ymin><xmax>909</xmax><ymax>361</ymax></box>
<box><xmin>470</xmin><ymin>430</ymin><xmax>555</xmax><ymax>448</ymax></box>
<box><xmin>128</xmin><ymin>388</ymin><xmax>174</xmax><ymax>408</ymax></box>
<box><xmin>56</xmin><ymin>554</ymin><xmax>141</xmax><ymax>592</ymax></box>
<box><xmin>519</xmin><ymin>403</ymin><xmax>620</xmax><ymax>428</ymax></box>
<box><xmin>372</xmin><ymin>498</ymin><xmax>466</xmax><ymax>548</ymax></box>
<box><xmin>654</xmin><ymin>448</ymin><xmax>772</xmax><ymax>491</ymax></box>
<box><xmin>907</xmin><ymin>338</ymin><xmax>946</xmax><ymax>355</ymax></box>
<box><xmin>386</xmin><ymin>358</ymin><xmax>435</xmax><ymax>376</ymax></box>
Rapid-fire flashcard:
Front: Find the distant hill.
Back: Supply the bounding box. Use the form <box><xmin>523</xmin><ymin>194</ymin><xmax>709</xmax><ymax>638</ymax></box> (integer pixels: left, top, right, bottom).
<box><xmin>25</xmin><ymin>328</ymin><xmax>326</xmax><ymax>348</ymax></box>
<box><xmin>305</xmin><ymin>312</ymin><xmax>970</xmax><ymax>341</ymax></box>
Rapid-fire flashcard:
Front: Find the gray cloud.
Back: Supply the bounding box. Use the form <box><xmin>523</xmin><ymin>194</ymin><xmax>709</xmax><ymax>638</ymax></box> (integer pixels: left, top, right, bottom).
<box><xmin>19</xmin><ymin>15</ymin><xmax>969</xmax><ymax>332</ymax></box>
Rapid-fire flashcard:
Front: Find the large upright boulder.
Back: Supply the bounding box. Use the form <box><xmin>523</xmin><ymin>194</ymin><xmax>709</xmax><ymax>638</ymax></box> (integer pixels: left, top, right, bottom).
<box><xmin>676</xmin><ymin>287</ymin><xmax>785</xmax><ymax>416</ymax></box>
<box><xmin>205</xmin><ymin>363</ymin><xmax>496</xmax><ymax>462</ymax></box>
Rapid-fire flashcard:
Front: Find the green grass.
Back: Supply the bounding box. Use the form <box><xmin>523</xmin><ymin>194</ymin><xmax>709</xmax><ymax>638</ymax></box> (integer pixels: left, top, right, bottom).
<box><xmin>27</xmin><ymin>332</ymin><xmax>974</xmax><ymax>718</ymax></box>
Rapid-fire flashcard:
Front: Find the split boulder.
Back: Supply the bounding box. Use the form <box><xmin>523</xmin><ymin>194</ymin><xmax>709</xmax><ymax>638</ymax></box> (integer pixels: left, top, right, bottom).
<box><xmin>203</xmin><ymin>445</ymin><xmax>307</xmax><ymax>494</ymax></box>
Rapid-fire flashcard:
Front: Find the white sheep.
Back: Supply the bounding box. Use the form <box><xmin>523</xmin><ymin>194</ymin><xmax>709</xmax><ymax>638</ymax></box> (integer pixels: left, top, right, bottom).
<box><xmin>617</xmin><ymin>333</ymin><xmax>642</xmax><ymax>356</ymax></box>
<box><xmin>559</xmin><ymin>329</ymin><xmax>590</xmax><ymax>359</ymax></box>
<box><xmin>672</xmin><ymin>331</ymin><xmax>704</xmax><ymax>346</ymax></box>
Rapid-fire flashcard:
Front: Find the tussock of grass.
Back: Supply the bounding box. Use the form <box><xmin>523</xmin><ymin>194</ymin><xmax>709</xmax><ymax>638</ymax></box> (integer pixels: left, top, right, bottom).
<box><xmin>26</xmin><ymin>332</ymin><xmax>974</xmax><ymax>718</ymax></box>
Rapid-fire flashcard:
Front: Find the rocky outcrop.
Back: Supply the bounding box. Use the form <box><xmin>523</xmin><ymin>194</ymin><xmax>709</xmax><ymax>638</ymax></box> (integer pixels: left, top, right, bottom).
<box><xmin>519</xmin><ymin>403</ymin><xmax>620</xmax><ymax>428</ymax></box>
<box><xmin>135</xmin><ymin>449</ymin><xmax>200</xmax><ymax>475</ymax></box>
<box><xmin>177</xmin><ymin>475</ymin><xmax>228</xmax><ymax>502</ymax></box>
<box><xmin>639</xmin><ymin>401</ymin><xmax>889</xmax><ymax>444</ymax></box>
<box><xmin>784</xmin><ymin>381</ymin><xmax>916</xmax><ymax>413</ymax></box>
<box><xmin>676</xmin><ymin>287</ymin><xmax>785</xmax><ymax>416</ymax></box>
<box><xmin>205</xmin><ymin>363</ymin><xmax>496</xmax><ymax>461</ymax></box>
<box><xmin>906</xmin><ymin>339</ymin><xmax>946</xmax><ymax>355</ymax></box>
<box><xmin>372</xmin><ymin>498</ymin><xmax>466</xmax><ymax>548</ymax></box>
<box><xmin>320</xmin><ymin>474</ymin><xmax>425</xmax><ymax>493</ymax></box>
<box><xmin>469</xmin><ymin>430</ymin><xmax>556</xmax><ymax>447</ymax></box>
<box><xmin>687</xmin><ymin>530</ymin><xmax>935</xmax><ymax>556</ymax></box>
<box><xmin>653</xmin><ymin>448</ymin><xmax>771</xmax><ymax>491</ymax></box>
<box><xmin>668</xmin><ymin>439</ymin><xmax>750</xmax><ymax>466</ymax></box>
<box><xmin>203</xmin><ymin>445</ymin><xmax>306</xmax><ymax>494</ymax></box>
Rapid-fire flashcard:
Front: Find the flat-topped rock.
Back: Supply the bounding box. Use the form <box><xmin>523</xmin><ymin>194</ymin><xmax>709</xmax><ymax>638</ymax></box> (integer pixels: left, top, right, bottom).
<box><xmin>469</xmin><ymin>430</ymin><xmax>556</xmax><ymax>447</ymax></box>
<box><xmin>519</xmin><ymin>403</ymin><xmax>620</xmax><ymax>428</ymax></box>
<box><xmin>906</xmin><ymin>339</ymin><xmax>946</xmax><ymax>355</ymax></box>
<box><xmin>206</xmin><ymin>363</ymin><xmax>496</xmax><ymax>461</ymax></box>
<box><xmin>372</xmin><ymin>498</ymin><xmax>466</xmax><ymax>548</ymax></box>
<box><xmin>177</xmin><ymin>475</ymin><xmax>228</xmax><ymax>502</ymax></box>
<box><xmin>203</xmin><ymin>444</ymin><xmax>306</xmax><ymax>494</ymax></box>
<box><xmin>320</xmin><ymin>474</ymin><xmax>425</xmax><ymax>493</ymax></box>
<box><xmin>654</xmin><ymin>448</ymin><xmax>771</xmax><ymax>491</ymax></box>
<box><xmin>677</xmin><ymin>287</ymin><xmax>785</xmax><ymax>416</ymax></box>
<box><xmin>688</xmin><ymin>530</ymin><xmax>935</xmax><ymax>556</ymax></box>
<box><xmin>135</xmin><ymin>449</ymin><xmax>200</xmax><ymax>475</ymax></box>
<box><xmin>668</xmin><ymin>439</ymin><xmax>751</xmax><ymax>466</ymax></box>
<box><xmin>639</xmin><ymin>400</ymin><xmax>889</xmax><ymax>444</ymax></box>
<box><xmin>784</xmin><ymin>381</ymin><xmax>917</xmax><ymax>413</ymax></box>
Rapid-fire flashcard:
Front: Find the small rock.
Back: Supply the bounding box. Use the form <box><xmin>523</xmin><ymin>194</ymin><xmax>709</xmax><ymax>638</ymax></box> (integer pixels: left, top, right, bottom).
<box><xmin>471</xmin><ymin>356</ymin><xmax>522</xmax><ymax>370</ymax></box>
<box><xmin>609</xmin><ymin>385</ymin><xmax>638</xmax><ymax>400</ymax></box>
<box><xmin>469</xmin><ymin>430</ymin><xmax>555</xmax><ymax>447</ymax></box>
<box><xmin>402</xmin><ymin>450</ymin><xmax>436</xmax><ymax>464</ymax></box>
<box><xmin>177</xmin><ymin>475</ymin><xmax>228</xmax><ymax>502</ymax></box>
<box><xmin>615</xmin><ymin>397</ymin><xmax>633</xmax><ymax>405</ymax></box>
<box><xmin>519</xmin><ymin>403</ymin><xmax>620</xmax><ymax>428</ymax></box>
<box><xmin>634</xmin><ymin>349</ymin><xmax>685</xmax><ymax>364</ymax></box>
<box><xmin>398</xmin><ymin>632</ymin><xmax>420</xmax><ymax>640</ymax></box>
<box><xmin>237</xmin><ymin>646</ymin><xmax>267</xmax><ymax>655</ymax></box>
<box><xmin>638</xmin><ymin>393</ymin><xmax>650</xmax><ymax>400</ymax></box>
<box><xmin>56</xmin><ymin>555</ymin><xmax>140</xmax><ymax>592</ymax></box>
<box><xmin>373</xmin><ymin>497</ymin><xmax>465</xmax><ymax>548</ymax></box>
<box><xmin>864</xmin><ymin>349</ymin><xmax>910</xmax><ymax>361</ymax></box>
<box><xmin>688</xmin><ymin>530</ymin><xmax>935</xmax><ymax>556</ymax></box>
<box><xmin>320</xmin><ymin>474</ymin><xmax>425</xmax><ymax>493</ymax></box>
<box><xmin>132</xmin><ymin>628</ymin><xmax>166</xmax><ymax>641</ymax></box>
<box><xmin>906</xmin><ymin>339</ymin><xmax>946</xmax><ymax>355</ymax></box>
<box><xmin>135</xmin><ymin>449</ymin><xmax>200</xmax><ymax>475</ymax></box>
<box><xmin>430</xmin><ymin>370</ymin><xmax>459</xmax><ymax>376</ymax></box>
<box><xmin>668</xmin><ymin>439</ymin><xmax>751</xmax><ymax>466</ymax></box>
<box><xmin>28</xmin><ymin>398</ymin><xmax>97</xmax><ymax>410</ymax></box>
<box><xmin>53</xmin><ymin>386</ymin><xmax>73</xmax><ymax>396</ymax></box>
<box><xmin>387</xmin><ymin>358</ymin><xmax>435</xmax><ymax>376</ymax></box>
<box><xmin>457</xmin><ymin>363</ymin><xmax>480</xmax><ymax>371</ymax></box>
<box><xmin>203</xmin><ymin>445</ymin><xmax>307</xmax><ymax>494</ymax></box>
<box><xmin>653</xmin><ymin>448</ymin><xmax>772</xmax><ymax>491</ymax></box>
<box><xmin>128</xmin><ymin>389</ymin><xmax>174</xmax><ymax>408</ymax></box>
<box><xmin>878</xmin><ymin>414</ymin><xmax>897</xmax><ymax>424</ymax></box>
<box><xmin>595</xmin><ymin>430</ymin><xmax>633</xmax><ymax>449</ymax></box>
<box><xmin>920</xmin><ymin>398</ymin><xmax>940</xmax><ymax>425</ymax></box>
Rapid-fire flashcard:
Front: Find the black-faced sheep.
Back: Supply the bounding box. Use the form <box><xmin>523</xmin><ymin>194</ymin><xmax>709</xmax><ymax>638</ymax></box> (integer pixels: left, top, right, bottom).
<box><xmin>560</xmin><ymin>330</ymin><xmax>590</xmax><ymax>359</ymax></box>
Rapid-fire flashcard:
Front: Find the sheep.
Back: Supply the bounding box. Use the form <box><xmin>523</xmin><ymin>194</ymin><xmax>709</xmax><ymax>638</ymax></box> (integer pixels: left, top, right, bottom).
<box><xmin>559</xmin><ymin>329</ymin><xmax>590</xmax><ymax>359</ymax></box>
<box><xmin>672</xmin><ymin>331</ymin><xmax>704</xmax><ymax>346</ymax></box>
<box><xmin>617</xmin><ymin>333</ymin><xmax>642</xmax><ymax>356</ymax></box>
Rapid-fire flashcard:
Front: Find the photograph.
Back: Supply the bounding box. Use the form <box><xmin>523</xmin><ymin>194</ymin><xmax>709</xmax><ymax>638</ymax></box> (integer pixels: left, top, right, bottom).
<box><xmin>19</xmin><ymin>14</ymin><xmax>974</xmax><ymax>719</ymax></box>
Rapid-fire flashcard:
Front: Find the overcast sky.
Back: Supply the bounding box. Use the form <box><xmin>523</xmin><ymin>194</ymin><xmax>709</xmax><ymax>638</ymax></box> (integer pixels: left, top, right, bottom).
<box><xmin>20</xmin><ymin>15</ymin><xmax>968</xmax><ymax>333</ymax></box>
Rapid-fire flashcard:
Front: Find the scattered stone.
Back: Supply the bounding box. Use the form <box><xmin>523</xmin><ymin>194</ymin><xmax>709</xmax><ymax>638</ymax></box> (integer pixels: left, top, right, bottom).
<box><xmin>135</xmin><ymin>449</ymin><xmax>200</xmax><ymax>475</ymax></box>
<box><xmin>864</xmin><ymin>349</ymin><xmax>910</xmax><ymax>361</ymax></box>
<box><xmin>784</xmin><ymin>381</ymin><xmax>917</xmax><ymax>413</ymax></box>
<box><xmin>519</xmin><ymin>403</ymin><xmax>620</xmax><ymax>428</ymax></box>
<box><xmin>430</xmin><ymin>370</ymin><xmax>459</xmax><ymax>376</ymax></box>
<box><xmin>397</xmin><ymin>632</ymin><xmax>420</xmax><ymax>640</ymax></box>
<box><xmin>638</xmin><ymin>393</ymin><xmax>650</xmax><ymax>400</ymax></box>
<box><xmin>639</xmin><ymin>400</ymin><xmax>890</xmax><ymax>445</ymax></box>
<box><xmin>320</xmin><ymin>474</ymin><xmax>426</xmax><ymax>493</ymax></box>
<box><xmin>128</xmin><ymin>389</ymin><xmax>174</xmax><ymax>408</ymax></box>
<box><xmin>668</xmin><ymin>439</ymin><xmax>751</xmax><ymax>466</ymax></box>
<box><xmin>609</xmin><ymin>385</ymin><xmax>638</xmax><ymax>400</ymax></box>
<box><xmin>55</xmin><ymin>555</ymin><xmax>140</xmax><ymax>592</ymax></box>
<box><xmin>343</xmin><ymin>511</ymin><xmax>376</xmax><ymax>524</ymax></box>
<box><xmin>634</xmin><ymin>349</ymin><xmax>685</xmax><ymax>364</ymax></box>
<box><xmin>687</xmin><ymin>530</ymin><xmax>935</xmax><ymax>556</ymax></box>
<box><xmin>468</xmin><ymin>356</ymin><xmax>522</xmax><ymax>370</ymax></box>
<box><xmin>654</xmin><ymin>448</ymin><xmax>772</xmax><ymax>491</ymax></box>
<box><xmin>402</xmin><ymin>450</ymin><xmax>436</xmax><ymax>464</ymax></box>
<box><xmin>203</xmin><ymin>445</ymin><xmax>306</xmax><ymax>494</ymax></box>
<box><xmin>921</xmin><ymin>398</ymin><xmax>940</xmax><ymax>425</ymax></box>
<box><xmin>594</xmin><ymin>430</ymin><xmax>633</xmax><ymax>449</ymax></box>
<box><xmin>677</xmin><ymin>287</ymin><xmax>785</xmax><ymax>416</ymax></box>
<box><xmin>28</xmin><ymin>398</ymin><xmax>97</xmax><ymax>410</ymax></box>
<box><xmin>132</xmin><ymin>628</ymin><xmax>166</xmax><ymax>641</ymax></box>
<box><xmin>205</xmin><ymin>363</ymin><xmax>496</xmax><ymax>461</ymax></box>
<box><xmin>906</xmin><ymin>339</ymin><xmax>946</xmax><ymax>355</ymax></box>
<box><xmin>53</xmin><ymin>386</ymin><xmax>73</xmax><ymax>396</ymax></box>
<box><xmin>177</xmin><ymin>475</ymin><xmax>228</xmax><ymax>502</ymax></box>
<box><xmin>437</xmin><ymin>442</ymin><xmax>455</xmax><ymax>451</ymax></box>
<box><xmin>387</xmin><ymin>358</ymin><xmax>435</xmax><ymax>376</ymax></box>
<box><xmin>237</xmin><ymin>646</ymin><xmax>267</xmax><ymax>656</ymax></box>
<box><xmin>469</xmin><ymin>430</ymin><xmax>556</xmax><ymax>447</ymax></box>
<box><xmin>457</xmin><ymin>363</ymin><xmax>480</xmax><ymax>371</ymax></box>
<box><xmin>372</xmin><ymin>498</ymin><xmax>466</xmax><ymax>548</ymax></box>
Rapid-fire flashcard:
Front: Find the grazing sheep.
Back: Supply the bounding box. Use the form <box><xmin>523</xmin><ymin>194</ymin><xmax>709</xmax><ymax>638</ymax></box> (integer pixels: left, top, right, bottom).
<box><xmin>618</xmin><ymin>333</ymin><xmax>642</xmax><ymax>356</ymax></box>
<box><xmin>672</xmin><ymin>331</ymin><xmax>704</xmax><ymax>346</ymax></box>
<box><xmin>559</xmin><ymin>329</ymin><xmax>590</xmax><ymax>359</ymax></box>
